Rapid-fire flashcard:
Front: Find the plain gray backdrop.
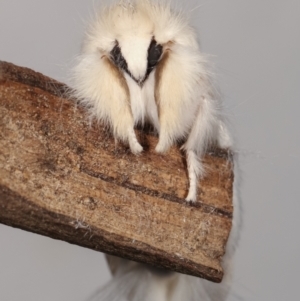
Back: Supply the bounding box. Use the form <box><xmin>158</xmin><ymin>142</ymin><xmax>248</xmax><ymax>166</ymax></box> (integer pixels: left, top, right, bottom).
<box><xmin>0</xmin><ymin>1</ymin><xmax>299</xmax><ymax>300</ymax></box>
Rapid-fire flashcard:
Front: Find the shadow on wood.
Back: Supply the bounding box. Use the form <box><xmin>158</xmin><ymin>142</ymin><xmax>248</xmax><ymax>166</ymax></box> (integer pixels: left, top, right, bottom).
<box><xmin>0</xmin><ymin>61</ymin><xmax>234</xmax><ymax>283</ymax></box>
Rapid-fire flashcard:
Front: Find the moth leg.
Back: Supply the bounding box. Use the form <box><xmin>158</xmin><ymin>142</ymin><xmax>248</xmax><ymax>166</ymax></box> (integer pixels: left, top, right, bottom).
<box><xmin>72</xmin><ymin>53</ymin><xmax>143</xmax><ymax>155</ymax></box>
<box><xmin>185</xmin><ymin>149</ymin><xmax>203</xmax><ymax>202</ymax></box>
<box><xmin>128</xmin><ymin>127</ymin><xmax>143</xmax><ymax>155</ymax></box>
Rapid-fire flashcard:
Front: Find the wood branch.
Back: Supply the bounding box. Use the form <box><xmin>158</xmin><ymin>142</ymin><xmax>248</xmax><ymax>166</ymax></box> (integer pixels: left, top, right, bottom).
<box><xmin>0</xmin><ymin>61</ymin><xmax>234</xmax><ymax>283</ymax></box>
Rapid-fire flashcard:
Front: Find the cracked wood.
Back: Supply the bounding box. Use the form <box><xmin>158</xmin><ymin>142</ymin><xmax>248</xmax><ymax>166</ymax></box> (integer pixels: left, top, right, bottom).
<box><xmin>0</xmin><ymin>61</ymin><xmax>234</xmax><ymax>282</ymax></box>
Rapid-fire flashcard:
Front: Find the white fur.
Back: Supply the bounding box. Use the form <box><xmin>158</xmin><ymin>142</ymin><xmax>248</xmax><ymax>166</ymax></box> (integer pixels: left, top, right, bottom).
<box><xmin>88</xmin><ymin>250</ymin><xmax>236</xmax><ymax>301</ymax></box>
<box><xmin>71</xmin><ymin>0</ymin><xmax>232</xmax><ymax>202</ymax></box>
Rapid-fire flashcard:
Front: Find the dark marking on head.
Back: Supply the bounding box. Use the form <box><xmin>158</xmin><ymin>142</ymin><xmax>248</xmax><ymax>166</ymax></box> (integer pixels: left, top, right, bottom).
<box><xmin>146</xmin><ymin>38</ymin><xmax>163</xmax><ymax>79</ymax></box>
<box><xmin>110</xmin><ymin>41</ymin><xmax>138</xmax><ymax>85</ymax></box>
<box><xmin>110</xmin><ymin>42</ymin><xmax>129</xmax><ymax>74</ymax></box>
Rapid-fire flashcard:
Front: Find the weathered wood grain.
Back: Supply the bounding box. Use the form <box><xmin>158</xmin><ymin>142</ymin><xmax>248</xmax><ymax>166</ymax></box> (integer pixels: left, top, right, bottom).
<box><xmin>0</xmin><ymin>61</ymin><xmax>234</xmax><ymax>282</ymax></box>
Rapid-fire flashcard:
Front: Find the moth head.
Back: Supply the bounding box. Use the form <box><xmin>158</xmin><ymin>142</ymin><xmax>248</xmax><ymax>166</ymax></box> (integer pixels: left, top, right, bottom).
<box><xmin>83</xmin><ymin>1</ymin><xmax>197</xmax><ymax>86</ymax></box>
<box><xmin>110</xmin><ymin>36</ymin><xmax>163</xmax><ymax>86</ymax></box>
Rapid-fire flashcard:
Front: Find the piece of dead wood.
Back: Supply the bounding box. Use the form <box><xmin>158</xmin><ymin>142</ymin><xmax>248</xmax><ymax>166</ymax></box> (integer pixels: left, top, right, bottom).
<box><xmin>0</xmin><ymin>61</ymin><xmax>234</xmax><ymax>283</ymax></box>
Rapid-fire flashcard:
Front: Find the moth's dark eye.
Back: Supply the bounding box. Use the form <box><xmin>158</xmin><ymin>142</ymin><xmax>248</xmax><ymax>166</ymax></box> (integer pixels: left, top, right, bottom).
<box><xmin>147</xmin><ymin>39</ymin><xmax>163</xmax><ymax>68</ymax></box>
<box><xmin>110</xmin><ymin>42</ymin><xmax>128</xmax><ymax>71</ymax></box>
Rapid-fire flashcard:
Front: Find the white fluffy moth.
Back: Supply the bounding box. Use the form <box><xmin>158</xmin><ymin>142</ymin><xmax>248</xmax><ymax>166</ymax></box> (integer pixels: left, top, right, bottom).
<box><xmin>71</xmin><ymin>1</ymin><xmax>236</xmax><ymax>300</ymax></box>
<box><xmin>71</xmin><ymin>0</ymin><xmax>232</xmax><ymax>203</ymax></box>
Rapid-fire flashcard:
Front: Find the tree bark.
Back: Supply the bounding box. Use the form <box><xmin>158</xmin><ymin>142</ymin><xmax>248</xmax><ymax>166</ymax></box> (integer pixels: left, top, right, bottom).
<box><xmin>0</xmin><ymin>61</ymin><xmax>234</xmax><ymax>283</ymax></box>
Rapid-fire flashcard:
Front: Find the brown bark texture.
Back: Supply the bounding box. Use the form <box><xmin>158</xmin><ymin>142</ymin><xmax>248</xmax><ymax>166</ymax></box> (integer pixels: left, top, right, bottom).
<box><xmin>0</xmin><ymin>61</ymin><xmax>234</xmax><ymax>283</ymax></box>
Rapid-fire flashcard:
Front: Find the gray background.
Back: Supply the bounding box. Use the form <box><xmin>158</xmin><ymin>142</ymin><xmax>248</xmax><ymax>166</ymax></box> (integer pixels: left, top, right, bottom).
<box><xmin>0</xmin><ymin>0</ymin><xmax>299</xmax><ymax>300</ymax></box>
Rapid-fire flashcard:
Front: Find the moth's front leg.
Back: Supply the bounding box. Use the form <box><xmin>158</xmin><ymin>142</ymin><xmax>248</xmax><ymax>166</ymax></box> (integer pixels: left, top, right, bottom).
<box><xmin>110</xmin><ymin>96</ymin><xmax>143</xmax><ymax>155</ymax></box>
<box><xmin>72</xmin><ymin>54</ymin><xmax>143</xmax><ymax>155</ymax></box>
<box><xmin>154</xmin><ymin>50</ymin><xmax>192</xmax><ymax>154</ymax></box>
<box><xmin>98</xmin><ymin>60</ymin><xmax>143</xmax><ymax>154</ymax></box>
<box><xmin>127</xmin><ymin>127</ymin><xmax>143</xmax><ymax>155</ymax></box>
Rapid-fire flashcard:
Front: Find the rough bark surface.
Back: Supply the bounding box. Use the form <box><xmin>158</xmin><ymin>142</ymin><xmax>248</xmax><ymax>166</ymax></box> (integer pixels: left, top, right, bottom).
<box><xmin>0</xmin><ymin>61</ymin><xmax>234</xmax><ymax>282</ymax></box>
